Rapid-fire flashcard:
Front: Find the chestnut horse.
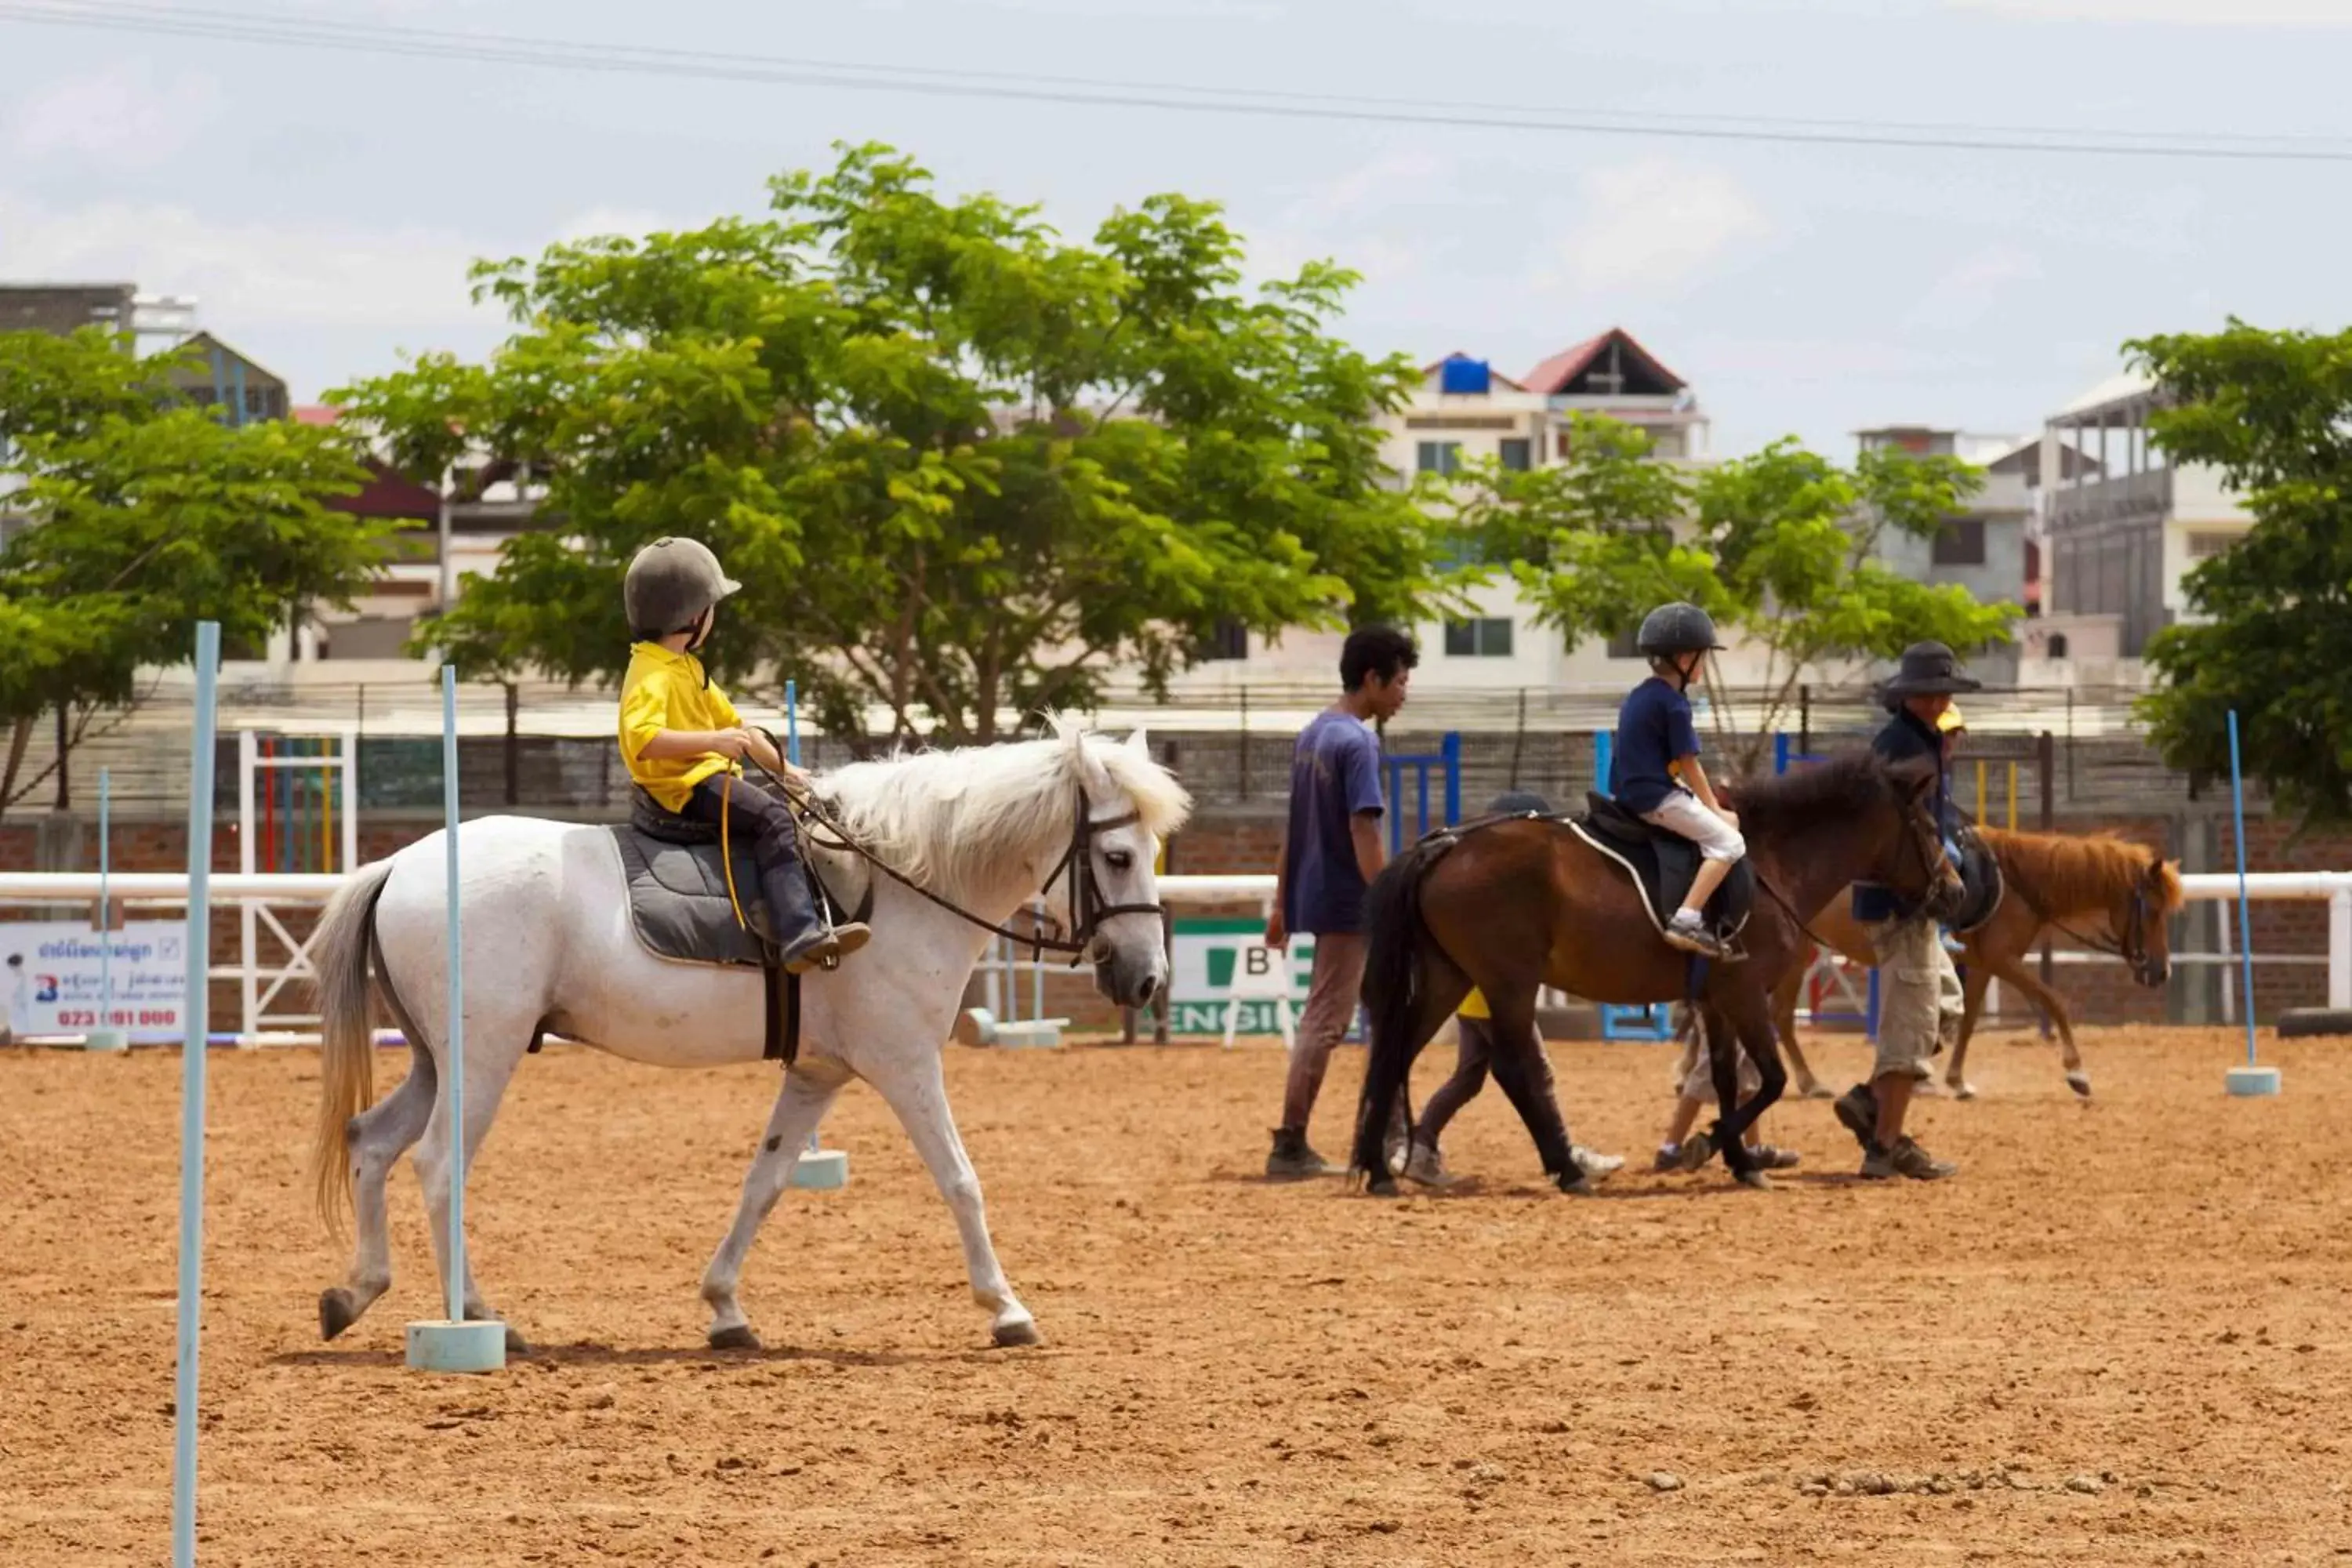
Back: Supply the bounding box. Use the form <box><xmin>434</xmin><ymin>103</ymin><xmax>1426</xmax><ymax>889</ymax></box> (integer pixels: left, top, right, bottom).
<box><xmin>1349</xmin><ymin>753</ymin><xmax>1962</xmax><ymax>1192</ymax></box>
<box><xmin>1767</xmin><ymin>828</ymin><xmax>2182</xmax><ymax>1102</ymax></box>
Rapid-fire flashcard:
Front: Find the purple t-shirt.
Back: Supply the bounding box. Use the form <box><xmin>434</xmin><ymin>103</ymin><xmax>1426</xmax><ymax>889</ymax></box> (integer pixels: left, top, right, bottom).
<box><xmin>1281</xmin><ymin>710</ymin><xmax>1386</xmax><ymax>935</ymax></box>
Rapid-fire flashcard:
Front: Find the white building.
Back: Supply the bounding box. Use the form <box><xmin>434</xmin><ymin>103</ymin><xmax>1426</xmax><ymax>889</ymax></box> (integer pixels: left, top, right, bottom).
<box><xmin>2030</xmin><ymin>373</ymin><xmax>2252</xmax><ymax>674</ymax></box>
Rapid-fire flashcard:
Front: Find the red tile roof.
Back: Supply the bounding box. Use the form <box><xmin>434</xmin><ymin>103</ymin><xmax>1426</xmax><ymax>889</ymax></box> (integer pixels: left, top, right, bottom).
<box><xmin>1520</xmin><ymin>328</ymin><xmax>1686</xmax><ymax>397</ymax></box>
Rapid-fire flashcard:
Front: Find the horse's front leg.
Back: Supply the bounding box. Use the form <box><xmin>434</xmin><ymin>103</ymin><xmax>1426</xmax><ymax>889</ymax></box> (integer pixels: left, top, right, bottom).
<box><xmin>1711</xmin><ymin>991</ymin><xmax>1788</xmax><ymax>1189</ymax></box>
<box><xmin>1993</xmin><ymin>960</ymin><xmax>2089</xmax><ymax>1098</ymax></box>
<box><xmin>700</xmin><ymin>1061</ymin><xmax>848</xmax><ymax>1352</ymax></box>
<box><xmin>866</xmin><ymin>1047</ymin><xmax>1036</xmax><ymax>1348</ymax></box>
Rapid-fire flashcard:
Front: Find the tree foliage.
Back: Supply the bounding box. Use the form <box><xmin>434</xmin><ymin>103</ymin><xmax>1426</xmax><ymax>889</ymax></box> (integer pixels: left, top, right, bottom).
<box><xmin>338</xmin><ymin>143</ymin><xmax>1454</xmax><ymax>744</ymax></box>
<box><xmin>2133</xmin><ymin>321</ymin><xmax>2352</xmax><ymax>826</ymax></box>
<box><xmin>0</xmin><ymin>328</ymin><xmax>384</xmax><ymax>817</ymax></box>
<box><xmin>1447</xmin><ymin>419</ymin><xmax>2016</xmax><ymax>771</ymax></box>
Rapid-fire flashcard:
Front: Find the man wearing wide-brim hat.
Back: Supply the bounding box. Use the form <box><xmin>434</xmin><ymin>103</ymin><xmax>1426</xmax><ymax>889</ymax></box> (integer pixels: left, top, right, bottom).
<box><xmin>1834</xmin><ymin>641</ymin><xmax>1980</xmax><ymax>1181</ymax></box>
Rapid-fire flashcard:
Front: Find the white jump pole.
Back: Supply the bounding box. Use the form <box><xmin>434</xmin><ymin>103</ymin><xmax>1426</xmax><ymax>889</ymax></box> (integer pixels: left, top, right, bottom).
<box><xmin>405</xmin><ymin>667</ymin><xmax>506</xmax><ymax>1371</ymax></box>
<box><xmin>89</xmin><ymin>766</ymin><xmax>128</xmax><ymax>1051</ymax></box>
<box><xmin>2224</xmin><ymin>709</ymin><xmax>2282</xmax><ymax>1097</ymax></box>
<box><xmin>783</xmin><ymin>677</ymin><xmax>849</xmax><ymax>1191</ymax></box>
<box><xmin>169</xmin><ymin>622</ymin><xmax>220</xmax><ymax>1568</ymax></box>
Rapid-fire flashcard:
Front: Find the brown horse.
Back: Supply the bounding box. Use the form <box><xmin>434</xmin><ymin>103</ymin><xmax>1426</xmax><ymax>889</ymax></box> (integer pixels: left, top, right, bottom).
<box><xmin>1348</xmin><ymin>753</ymin><xmax>1962</xmax><ymax>1193</ymax></box>
<box><xmin>1767</xmin><ymin>827</ymin><xmax>2183</xmax><ymax>1102</ymax></box>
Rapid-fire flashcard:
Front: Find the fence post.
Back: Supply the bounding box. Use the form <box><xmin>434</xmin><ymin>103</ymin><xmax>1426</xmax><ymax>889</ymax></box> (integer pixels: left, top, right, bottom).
<box><xmin>2038</xmin><ymin>730</ymin><xmax>2056</xmax><ymax>993</ymax></box>
<box><xmin>1441</xmin><ymin>731</ymin><xmax>1462</xmax><ymax>826</ymax></box>
<box><xmin>2331</xmin><ymin>889</ymin><xmax>2352</xmax><ymax>1011</ymax></box>
<box><xmin>1797</xmin><ymin>684</ymin><xmax>1810</xmax><ymax>756</ymax></box>
<box><xmin>503</xmin><ymin>681</ymin><xmax>520</xmax><ymax>807</ymax></box>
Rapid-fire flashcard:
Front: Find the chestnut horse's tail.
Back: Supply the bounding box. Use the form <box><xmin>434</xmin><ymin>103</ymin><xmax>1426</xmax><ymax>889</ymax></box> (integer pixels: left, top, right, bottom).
<box><xmin>1348</xmin><ymin>833</ymin><xmax>1450</xmax><ymax>1182</ymax></box>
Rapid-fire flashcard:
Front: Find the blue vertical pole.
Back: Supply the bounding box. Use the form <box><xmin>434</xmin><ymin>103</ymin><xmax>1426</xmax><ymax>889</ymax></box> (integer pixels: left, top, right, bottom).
<box><xmin>441</xmin><ymin>667</ymin><xmax>466</xmax><ymax>1323</ymax></box>
<box><xmin>1441</xmin><ymin>731</ymin><xmax>1462</xmax><ymax>826</ymax></box>
<box><xmin>784</xmin><ymin>678</ymin><xmax>800</xmax><ymax>767</ymax></box>
<box><xmin>2228</xmin><ymin>710</ymin><xmax>2258</xmax><ymax>1064</ymax></box>
<box><xmin>1594</xmin><ymin>731</ymin><xmax>1613</xmax><ymax>799</ymax></box>
<box><xmin>1774</xmin><ymin>731</ymin><xmax>1791</xmax><ymax>776</ymax></box>
<box><xmin>99</xmin><ymin>768</ymin><xmax>112</xmax><ymax>1034</ymax></box>
<box><xmin>171</xmin><ymin>622</ymin><xmax>220</xmax><ymax>1568</ymax></box>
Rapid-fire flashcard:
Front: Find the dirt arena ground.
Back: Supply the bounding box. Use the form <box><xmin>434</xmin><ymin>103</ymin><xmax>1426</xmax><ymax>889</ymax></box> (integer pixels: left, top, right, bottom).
<box><xmin>4</xmin><ymin>1024</ymin><xmax>2349</xmax><ymax>1566</ymax></box>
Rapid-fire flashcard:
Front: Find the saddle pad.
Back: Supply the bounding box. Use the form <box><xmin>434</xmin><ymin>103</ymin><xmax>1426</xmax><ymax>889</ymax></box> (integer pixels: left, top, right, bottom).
<box><xmin>606</xmin><ymin>826</ymin><xmax>768</xmax><ymax>969</ymax></box>
<box><xmin>1948</xmin><ymin>834</ymin><xmax>2005</xmax><ymax>935</ymax></box>
<box><xmin>1568</xmin><ymin>810</ymin><xmax>1755</xmax><ymax>945</ymax></box>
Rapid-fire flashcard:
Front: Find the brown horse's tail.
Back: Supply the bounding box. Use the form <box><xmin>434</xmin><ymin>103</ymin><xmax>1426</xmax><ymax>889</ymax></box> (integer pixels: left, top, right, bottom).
<box><xmin>1348</xmin><ymin>833</ymin><xmax>1448</xmax><ymax>1182</ymax></box>
<box><xmin>308</xmin><ymin>859</ymin><xmax>395</xmax><ymax>1236</ymax></box>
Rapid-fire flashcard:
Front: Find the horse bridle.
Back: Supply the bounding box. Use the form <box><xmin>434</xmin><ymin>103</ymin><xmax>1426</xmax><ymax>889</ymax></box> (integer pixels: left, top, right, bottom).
<box><xmin>2005</xmin><ymin>855</ymin><xmax>2167</xmax><ymax>987</ymax></box>
<box><xmin>779</xmin><ymin>766</ymin><xmax>1163</xmax><ymax>965</ymax></box>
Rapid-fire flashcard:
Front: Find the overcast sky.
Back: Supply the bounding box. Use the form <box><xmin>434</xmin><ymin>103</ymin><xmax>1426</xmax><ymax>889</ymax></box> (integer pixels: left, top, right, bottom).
<box><xmin>5</xmin><ymin>0</ymin><xmax>2348</xmax><ymax>456</ymax></box>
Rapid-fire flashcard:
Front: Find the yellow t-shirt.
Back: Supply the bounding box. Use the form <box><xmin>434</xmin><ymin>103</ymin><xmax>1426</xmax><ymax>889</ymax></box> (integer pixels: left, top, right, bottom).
<box><xmin>1457</xmin><ymin>988</ymin><xmax>1490</xmax><ymax>1021</ymax></box>
<box><xmin>619</xmin><ymin>641</ymin><xmax>742</xmax><ymax>811</ymax></box>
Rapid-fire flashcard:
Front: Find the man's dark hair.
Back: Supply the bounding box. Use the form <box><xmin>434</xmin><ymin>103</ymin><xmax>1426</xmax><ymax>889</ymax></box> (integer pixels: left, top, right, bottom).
<box><xmin>1340</xmin><ymin>625</ymin><xmax>1418</xmax><ymax>691</ymax></box>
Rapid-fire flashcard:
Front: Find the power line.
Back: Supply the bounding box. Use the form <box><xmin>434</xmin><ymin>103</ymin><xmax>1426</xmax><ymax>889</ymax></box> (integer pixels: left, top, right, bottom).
<box><xmin>6</xmin><ymin>0</ymin><xmax>2352</xmax><ymax>164</ymax></box>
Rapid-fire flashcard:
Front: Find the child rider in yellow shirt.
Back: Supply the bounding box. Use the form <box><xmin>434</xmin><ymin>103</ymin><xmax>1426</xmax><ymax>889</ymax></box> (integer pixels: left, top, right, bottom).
<box><xmin>617</xmin><ymin>538</ymin><xmax>869</xmax><ymax>974</ymax></box>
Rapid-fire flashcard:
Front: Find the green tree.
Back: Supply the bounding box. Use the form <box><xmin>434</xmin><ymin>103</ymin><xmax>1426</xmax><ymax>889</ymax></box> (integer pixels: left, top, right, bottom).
<box><xmin>1450</xmin><ymin>419</ymin><xmax>2016</xmax><ymax>772</ymax></box>
<box><xmin>0</xmin><ymin>328</ymin><xmax>385</xmax><ymax>816</ymax></box>
<box><xmin>2132</xmin><ymin>321</ymin><xmax>2352</xmax><ymax>826</ymax></box>
<box><xmin>338</xmin><ymin>143</ymin><xmax>1454</xmax><ymax>744</ymax></box>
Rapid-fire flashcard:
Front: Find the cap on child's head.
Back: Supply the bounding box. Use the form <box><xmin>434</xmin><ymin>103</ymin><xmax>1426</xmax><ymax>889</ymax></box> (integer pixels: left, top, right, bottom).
<box><xmin>1936</xmin><ymin>705</ymin><xmax>1968</xmax><ymax>735</ymax></box>
<box><xmin>1488</xmin><ymin>789</ymin><xmax>1552</xmax><ymax>816</ymax></box>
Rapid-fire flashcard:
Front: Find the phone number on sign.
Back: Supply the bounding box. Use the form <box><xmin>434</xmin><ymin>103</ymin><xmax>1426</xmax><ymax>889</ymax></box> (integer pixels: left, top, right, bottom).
<box><xmin>53</xmin><ymin>1009</ymin><xmax>180</xmax><ymax>1029</ymax></box>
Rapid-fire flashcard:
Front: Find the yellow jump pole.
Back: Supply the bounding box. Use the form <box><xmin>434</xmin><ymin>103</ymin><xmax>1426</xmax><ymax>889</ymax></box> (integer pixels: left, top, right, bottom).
<box><xmin>2005</xmin><ymin>761</ymin><xmax>2018</xmax><ymax>831</ymax></box>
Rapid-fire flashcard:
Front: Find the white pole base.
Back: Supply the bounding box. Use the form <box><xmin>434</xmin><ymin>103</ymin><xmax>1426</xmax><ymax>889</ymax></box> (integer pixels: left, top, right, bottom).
<box><xmin>993</xmin><ymin>1018</ymin><xmax>1067</xmax><ymax>1049</ymax></box>
<box><xmin>405</xmin><ymin>1319</ymin><xmax>507</xmax><ymax>1373</ymax></box>
<box><xmin>83</xmin><ymin>1028</ymin><xmax>129</xmax><ymax>1052</ymax></box>
<box><xmin>789</xmin><ymin>1148</ymin><xmax>850</xmax><ymax>1190</ymax></box>
<box><xmin>2225</xmin><ymin>1065</ymin><xmax>2283</xmax><ymax>1098</ymax></box>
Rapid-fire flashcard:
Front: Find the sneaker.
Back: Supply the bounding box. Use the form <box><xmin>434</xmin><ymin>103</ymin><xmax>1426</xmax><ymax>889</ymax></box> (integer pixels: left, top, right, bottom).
<box><xmin>1833</xmin><ymin>1086</ymin><xmax>1878</xmax><ymax>1154</ymax></box>
<box><xmin>1651</xmin><ymin>1144</ymin><xmax>1684</xmax><ymax>1174</ymax></box>
<box><xmin>1888</xmin><ymin>1135</ymin><xmax>1957</xmax><ymax>1181</ymax></box>
<box><xmin>1265</xmin><ymin>1127</ymin><xmax>1333</xmax><ymax>1181</ymax></box>
<box><xmin>1572</xmin><ymin>1145</ymin><xmax>1625</xmax><ymax>1178</ymax></box>
<box><xmin>1662</xmin><ymin>913</ymin><xmax>1733</xmax><ymax>960</ymax></box>
<box><xmin>1403</xmin><ymin>1140</ymin><xmax>1463</xmax><ymax>1189</ymax></box>
<box><xmin>1858</xmin><ymin>1143</ymin><xmax>1898</xmax><ymax>1180</ymax></box>
<box><xmin>1748</xmin><ymin>1144</ymin><xmax>1802</xmax><ymax>1171</ymax></box>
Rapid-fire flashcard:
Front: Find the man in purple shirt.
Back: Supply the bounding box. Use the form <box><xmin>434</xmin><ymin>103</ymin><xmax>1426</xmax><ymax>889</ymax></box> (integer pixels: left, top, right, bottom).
<box><xmin>1263</xmin><ymin>626</ymin><xmax>1417</xmax><ymax>1178</ymax></box>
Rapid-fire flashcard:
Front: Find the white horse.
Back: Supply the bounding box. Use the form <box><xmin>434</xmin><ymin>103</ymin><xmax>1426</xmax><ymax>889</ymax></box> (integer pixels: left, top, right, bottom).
<box><xmin>307</xmin><ymin>722</ymin><xmax>1189</xmax><ymax>1352</ymax></box>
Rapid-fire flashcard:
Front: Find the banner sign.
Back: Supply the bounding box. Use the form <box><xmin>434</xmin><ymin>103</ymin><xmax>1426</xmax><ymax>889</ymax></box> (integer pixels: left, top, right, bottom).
<box><xmin>0</xmin><ymin>921</ymin><xmax>190</xmax><ymax>1043</ymax></box>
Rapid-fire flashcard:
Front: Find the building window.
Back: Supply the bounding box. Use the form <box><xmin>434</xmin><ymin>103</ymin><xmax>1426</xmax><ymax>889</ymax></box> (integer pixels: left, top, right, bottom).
<box><xmin>2187</xmin><ymin>530</ymin><xmax>2238</xmax><ymax>560</ymax></box>
<box><xmin>1443</xmin><ymin>617</ymin><xmax>1514</xmax><ymax>658</ymax></box>
<box><xmin>1498</xmin><ymin>437</ymin><xmax>1532</xmax><ymax>473</ymax></box>
<box><xmin>1197</xmin><ymin>617</ymin><xmax>1248</xmax><ymax>662</ymax></box>
<box><xmin>1605</xmin><ymin>624</ymin><xmax>1643</xmax><ymax>660</ymax></box>
<box><xmin>1416</xmin><ymin>441</ymin><xmax>1462</xmax><ymax>476</ymax></box>
<box><xmin>1931</xmin><ymin>517</ymin><xmax>1986</xmax><ymax>566</ymax></box>
<box><xmin>2046</xmin><ymin>632</ymin><xmax>2070</xmax><ymax>659</ymax></box>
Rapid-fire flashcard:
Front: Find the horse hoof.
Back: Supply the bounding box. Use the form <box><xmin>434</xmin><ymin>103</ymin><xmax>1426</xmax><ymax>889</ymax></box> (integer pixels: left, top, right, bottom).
<box><xmin>318</xmin><ymin>1287</ymin><xmax>358</xmax><ymax>1342</ymax></box>
<box><xmin>2067</xmin><ymin>1073</ymin><xmax>2092</xmax><ymax>1099</ymax></box>
<box><xmin>1953</xmin><ymin>1080</ymin><xmax>1979</xmax><ymax>1102</ymax></box>
<box><xmin>1914</xmin><ymin>1077</ymin><xmax>1945</xmax><ymax>1098</ymax></box>
<box><xmin>1365</xmin><ymin>1176</ymin><xmax>1400</xmax><ymax>1199</ymax></box>
<box><xmin>709</xmin><ymin>1324</ymin><xmax>762</xmax><ymax>1352</ymax></box>
<box><xmin>1555</xmin><ymin>1171</ymin><xmax>1595</xmax><ymax>1196</ymax></box>
<box><xmin>1734</xmin><ymin>1168</ymin><xmax>1775</xmax><ymax>1191</ymax></box>
<box><xmin>993</xmin><ymin>1319</ymin><xmax>1042</xmax><ymax>1349</ymax></box>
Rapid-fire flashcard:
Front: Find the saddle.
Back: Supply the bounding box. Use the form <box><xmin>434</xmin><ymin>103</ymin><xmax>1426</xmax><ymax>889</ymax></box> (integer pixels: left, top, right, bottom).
<box><xmin>1570</xmin><ymin>793</ymin><xmax>1755</xmax><ymax>953</ymax></box>
<box><xmin>601</xmin><ymin>786</ymin><xmax>872</xmax><ymax>1063</ymax></box>
<box><xmin>1947</xmin><ymin>826</ymin><xmax>2004</xmax><ymax>935</ymax></box>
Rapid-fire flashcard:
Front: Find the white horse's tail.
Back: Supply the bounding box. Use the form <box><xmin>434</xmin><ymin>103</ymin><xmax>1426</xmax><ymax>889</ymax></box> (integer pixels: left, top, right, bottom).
<box><xmin>309</xmin><ymin>858</ymin><xmax>397</xmax><ymax>1234</ymax></box>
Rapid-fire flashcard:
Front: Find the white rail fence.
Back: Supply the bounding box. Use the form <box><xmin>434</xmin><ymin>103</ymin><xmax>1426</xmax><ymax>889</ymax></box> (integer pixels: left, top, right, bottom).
<box><xmin>2</xmin><ymin>869</ymin><xmax>2347</xmax><ymax>1045</ymax></box>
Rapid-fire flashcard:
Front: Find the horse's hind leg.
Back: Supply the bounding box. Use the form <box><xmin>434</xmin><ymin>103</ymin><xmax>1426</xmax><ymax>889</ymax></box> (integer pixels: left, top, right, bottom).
<box><xmin>1947</xmin><ymin>963</ymin><xmax>1992</xmax><ymax>1099</ymax></box>
<box><xmin>320</xmin><ymin>1041</ymin><xmax>435</xmax><ymax>1341</ymax></box>
<box><xmin>699</xmin><ymin>1060</ymin><xmax>849</xmax><ymax>1352</ymax></box>
<box><xmin>411</xmin><ymin>1024</ymin><xmax>532</xmax><ymax>1353</ymax></box>
<box><xmin>1992</xmin><ymin>960</ymin><xmax>2089</xmax><ymax>1098</ymax></box>
<box><xmin>1710</xmin><ymin>992</ymin><xmax>1788</xmax><ymax>1189</ymax></box>
<box><xmin>866</xmin><ymin>1049</ymin><xmax>1038</xmax><ymax>1348</ymax></box>
<box><xmin>1769</xmin><ymin>968</ymin><xmax>1831</xmax><ymax>1099</ymax></box>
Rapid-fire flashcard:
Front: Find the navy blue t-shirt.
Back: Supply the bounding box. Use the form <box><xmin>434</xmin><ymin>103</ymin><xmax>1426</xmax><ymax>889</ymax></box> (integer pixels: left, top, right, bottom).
<box><xmin>1610</xmin><ymin>677</ymin><xmax>1700</xmax><ymax>814</ymax></box>
<box><xmin>1853</xmin><ymin>706</ymin><xmax>1960</xmax><ymax>923</ymax></box>
<box><xmin>1280</xmin><ymin>710</ymin><xmax>1386</xmax><ymax>935</ymax></box>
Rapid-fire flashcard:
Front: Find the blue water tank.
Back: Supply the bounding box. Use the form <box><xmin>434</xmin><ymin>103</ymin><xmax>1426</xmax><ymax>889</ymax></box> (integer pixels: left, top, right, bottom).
<box><xmin>1439</xmin><ymin>357</ymin><xmax>1492</xmax><ymax>396</ymax></box>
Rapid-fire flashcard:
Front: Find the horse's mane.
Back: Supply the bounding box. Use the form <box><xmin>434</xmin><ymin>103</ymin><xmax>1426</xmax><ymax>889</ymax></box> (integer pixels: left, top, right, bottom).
<box><xmin>1978</xmin><ymin>826</ymin><xmax>2183</xmax><ymax>915</ymax></box>
<box><xmin>1720</xmin><ymin>752</ymin><xmax>1905</xmax><ymax>840</ymax></box>
<box><xmin>818</xmin><ymin>716</ymin><xmax>1192</xmax><ymax>903</ymax></box>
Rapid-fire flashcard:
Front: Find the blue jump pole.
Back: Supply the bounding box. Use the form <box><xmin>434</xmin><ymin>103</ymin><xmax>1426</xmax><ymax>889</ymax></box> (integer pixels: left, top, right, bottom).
<box><xmin>2225</xmin><ymin>710</ymin><xmax>2281</xmax><ymax>1095</ymax></box>
<box><xmin>169</xmin><ymin>622</ymin><xmax>220</xmax><ymax>1568</ymax></box>
<box><xmin>89</xmin><ymin>768</ymin><xmax>127</xmax><ymax>1051</ymax></box>
<box><xmin>405</xmin><ymin>669</ymin><xmax>504</xmax><ymax>1370</ymax></box>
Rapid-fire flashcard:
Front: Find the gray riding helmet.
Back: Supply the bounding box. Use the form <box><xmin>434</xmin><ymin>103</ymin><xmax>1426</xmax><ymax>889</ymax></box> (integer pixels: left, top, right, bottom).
<box><xmin>1489</xmin><ymin>789</ymin><xmax>1552</xmax><ymax>815</ymax></box>
<box><xmin>1635</xmin><ymin>601</ymin><xmax>1724</xmax><ymax>658</ymax></box>
<box><xmin>625</xmin><ymin>538</ymin><xmax>742</xmax><ymax>640</ymax></box>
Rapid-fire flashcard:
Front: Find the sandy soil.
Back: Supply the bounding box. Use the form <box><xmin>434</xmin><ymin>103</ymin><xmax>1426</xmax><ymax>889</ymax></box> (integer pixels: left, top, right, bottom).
<box><xmin>3</xmin><ymin>1025</ymin><xmax>2349</xmax><ymax>1566</ymax></box>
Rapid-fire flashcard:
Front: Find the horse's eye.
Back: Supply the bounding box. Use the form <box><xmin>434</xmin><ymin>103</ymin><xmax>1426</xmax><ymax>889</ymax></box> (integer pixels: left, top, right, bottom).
<box><xmin>1104</xmin><ymin>849</ymin><xmax>1133</xmax><ymax>872</ymax></box>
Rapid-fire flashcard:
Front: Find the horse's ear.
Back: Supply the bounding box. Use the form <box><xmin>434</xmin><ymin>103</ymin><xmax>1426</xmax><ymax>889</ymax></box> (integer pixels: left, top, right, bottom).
<box><xmin>1126</xmin><ymin>727</ymin><xmax>1151</xmax><ymax>757</ymax></box>
<box><xmin>1887</xmin><ymin>754</ymin><xmax>1938</xmax><ymax>800</ymax></box>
